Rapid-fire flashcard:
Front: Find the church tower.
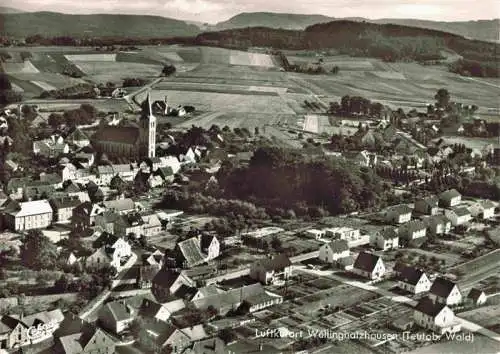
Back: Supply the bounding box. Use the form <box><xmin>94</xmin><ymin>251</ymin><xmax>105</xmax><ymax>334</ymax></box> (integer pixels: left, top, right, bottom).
<box><xmin>140</xmin><ymin>91</ymin><xmax>157</xmax><ymax>158</ymax></box>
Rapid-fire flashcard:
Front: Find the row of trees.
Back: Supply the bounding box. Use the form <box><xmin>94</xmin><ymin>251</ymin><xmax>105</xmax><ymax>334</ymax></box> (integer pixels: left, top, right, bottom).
<box><xmin>47</xmin><ymin>103</ymin><xmax>98</xmax><ymax>128</ymax></box>
<box><xmin>449</xmin><ymin>58</ymin><xmax>499</xmax><ymax>78</ymax></box>
<box><xmin>328</xmin><ymin>95</ymin><xmax>387</xmax><ymax>118</ymax></box>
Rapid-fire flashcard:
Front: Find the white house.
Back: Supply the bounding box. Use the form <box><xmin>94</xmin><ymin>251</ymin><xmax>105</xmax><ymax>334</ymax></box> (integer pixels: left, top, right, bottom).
<box><xmin>466</xmin><ymin>288</ymin><xmax>487</xmax><ymax>306</ymax></box>
<box><xmin>250</xmin><ymin>254</ymin><xmax>292</xmax><ymax>285</ymax></box>
<box><xmin>370</xmin><ymin>228</ymin><xmax>399</xmax><ymax>250</ymax></box>
<box><xmin>469</xmin><ymin>201</ymin><xmax>496</xmax><ymax>220</ymax></box>
<box><xmin>413</xmin><ymin>297</ymin><xmax>461</xmax><ymax>334</ymax></box>
<box><xmin>324</xmin><ymin>227</ymin><xmax>360</xmax><ymax>240</ymax></box>
<box><xmin>425</xmin><ymin>215</ymin><xmax>452</xmax><ymax>236</ymax></box>
<box><xmin>398</xmin><ymin>266</ymin><xmax>432</xmax><ymax>294</ymax></box>
<box><xmin>398</xmin><ymin>220</ymin><xmax>427</xmax><ymax>244</ymax></box>
<box><xmin>352</xmin><ymin>252</ymin><xmax>385</xmax><ymax>280</ymax></box>
<box><xmin>439</xmin><ymin>189</ymin><xmax>462</xmax><ymax>208</ymax></box>
<box><xmin>318</xmin><ymin>240</ymin><xmax>349</xmax><ymax>263</ymax></box>
<box><xmin>305</xmin><ymin>229</ymin><xmax>325</xmax><ymax>240</ymax></box>
<box><xmin>385</xmin><ymin>205</ymin><xmax>412</xmax><ymax>224</ymax></box>
<box><xmin>444</xmin><ymin>207</ymin><xmax>472</xmax><ymax>226</ymax></box>
<box><xmin>3</xmin><ymin>199</ymin><xmax>53</xmax><ymax>231</ymax></box>
<box><xmin>429</xmin><ymin>277</ymin><xmax>462</xmax><ymax>306</ymax></box>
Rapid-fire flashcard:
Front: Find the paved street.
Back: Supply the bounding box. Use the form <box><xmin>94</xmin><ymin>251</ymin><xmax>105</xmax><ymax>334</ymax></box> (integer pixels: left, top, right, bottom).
<box><xmin>79</xmin><ymin>252</ymin><xmax>138</xmax><ymax>321</ymax></box>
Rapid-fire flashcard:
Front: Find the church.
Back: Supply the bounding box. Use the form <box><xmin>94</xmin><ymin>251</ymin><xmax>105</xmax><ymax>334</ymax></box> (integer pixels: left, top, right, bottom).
<box><xmin>91</xmin><ymin>92</ymin><xmax>156</xmax><ymax>160</ymax></box>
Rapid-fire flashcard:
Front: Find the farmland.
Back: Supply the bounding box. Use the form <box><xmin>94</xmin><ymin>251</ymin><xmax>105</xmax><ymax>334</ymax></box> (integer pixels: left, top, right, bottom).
<box><xmin>3</xmin><ymin>44</ymin><xmax>500</xmax><ymax>130</ymax></box>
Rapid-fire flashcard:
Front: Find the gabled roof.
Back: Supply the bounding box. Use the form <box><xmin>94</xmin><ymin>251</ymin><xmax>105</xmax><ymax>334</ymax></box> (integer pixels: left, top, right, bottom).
<box><xmin>439</xmin><ymin>189</ymin><xmax>461</xmax><ymax>201</ymax></box>
<box><xmin>398</xmin><ymin>267</ymin><xmax>426</xmax><ymax>285</ymax></box>
<box><xmin>425</xmin><ymin>215</ymin><xmax>451</xmax><ymax>226</ymax></box>
<box><xmin>414</xmin><ymin>297</ymin><xmax>447</xmax><ymax>317</ymax></box>
<box><xmin>256</xmin><ymin>254</ymin><xmax>292</xmax><ymax>272</ymax></box>
<box><xmin>67</xmin><ymin>127</ymin><xmax>89</xmax><ymax>141</ymax></box>
<box><xmin>325</xmin><ymin>239</ymin><xmax>349</xmax><ymax>253</ymax></box>
<box><xmin>50</xmin><ymin>195</ymin><xmax>81</xmax><ymax>209</ymax></box>
<box><xmin>379</xmin><ymin>227</ymin><xmax>398</xmax><ymax>240</ymax></box>
<box><xmin>467</xmin><ymin>288</ymin><xmax>485</xmax><ymax>302</ymax></box>
<box><xmin>415</xmin><ymin>196</ymin><xmax>438</xmax><ymax>208</ymax></box>
<box><xmin>429</xmin><ymin>277</ymin><xmax>459</xmax><ymax>298</ymax></box>
<box><xmin>353</xmin><ymin>252</ymin><xmax>381</xmax><ymax>272</ymax></box>
<box><xmin>480</xmin><ymin>201</ymin><xmax>496</xmax><ymax>210</ymax></box>
<box><xmin>191</xmin><ymin>337</ymin><xmax>225</xmax><ymax>354</ymax></box>
<box><xmin>153</xmin><ymin>268</ymin><xmax>182</xmax><ymax>289</ymax></box>
<box><xmin>5</xmin><ymin>199</ymin><xmax>53</xmax><ymax>217</ymax></box>
<box><xmin>139</xmin><ymin>265</ymin><xmax>160</xmax><ymax>283</ymax></box>
<box><xmin>450</xmin><ymin>206</ymin><xmax>471</xmax><ymax>217</ymax></box>
<box><xmin>91</xmin><ymin>125</ymin><xmax>140</xmax><ymax>145</ymax></box>
<box><xmin>93</xmin><ymin>232</ymin><xmax>119</xmax><ymax>248</ymax></box>
<box><xmin>400</xmin><ymin>220</ymin><xmax>427</xmax><ymax>232</ymax></box>
<box><xmin>177</xmin><ymin>237</ymin><xmax>206</xmax><ymax>267</ymax></box>
<box><xmin>102</xmin><ymin>198</ymin><xmax>135</xmax><ymax>212</ymax></box>
<box><xmin>387</xmin><ymin>204</ymin><xmax>413</xmax><ymax>216</ymax></box>
<box><xmin>101</xmin><ymin>301</ymin><xmax>134</xmax><ymax>322</ymax></box>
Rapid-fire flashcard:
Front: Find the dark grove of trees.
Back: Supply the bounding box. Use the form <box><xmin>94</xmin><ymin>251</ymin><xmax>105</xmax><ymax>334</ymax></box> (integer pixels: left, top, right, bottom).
<box><xmin>39</xmin><ymin>83</ymin><xmax>97</xmax><ymax>99</ymax></box>
<box><xmin>328</xmin><ymin>95</ymin><xmax>386</xmax><ymax>118</ymax></box>
<box><xmin>162</xmin><ymin>65</ymin><xmax>176</xmax><ymax>76</ymax></box>
<box><xmin>215</xmin><ymin>146</ymin><xmax>392</xmax><ymax>215</ymax></box>
<box><xmin>0</xmin><ymin>73</ymin><xmax>22</xmax><ymax>105</ymax></box>
<box><xmin>122</xmin><ymin>77</ymin><xmax>148</xmax><ymax>87</ymax></box>
<box><xmin>449</xmin><ymin>59</ymin><xmax>499</xmax><ymax>78</ymax></box>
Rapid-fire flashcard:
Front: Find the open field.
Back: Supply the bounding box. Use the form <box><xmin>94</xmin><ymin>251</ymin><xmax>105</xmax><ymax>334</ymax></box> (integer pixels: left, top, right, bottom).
<box><xmin>3</xmin><ymin>60</ymin><xmax>40</xmax><ymax>73</ymax></box>
<box><xmin>64</xmin><ymin>53</ymin><xmax>116</xmax><ymax>61</ymax></box>
<box><xmin>74</xmin><ymin>62</ymin><xmax>162</xmax><ymax>83</ymax></box>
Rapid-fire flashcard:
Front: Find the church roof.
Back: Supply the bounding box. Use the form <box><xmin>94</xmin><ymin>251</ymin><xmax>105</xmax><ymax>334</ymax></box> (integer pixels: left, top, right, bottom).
<box><xmin>92</xmin><ymin>126</ymin><xmax>140</xmax><ymax>145</ymax></box>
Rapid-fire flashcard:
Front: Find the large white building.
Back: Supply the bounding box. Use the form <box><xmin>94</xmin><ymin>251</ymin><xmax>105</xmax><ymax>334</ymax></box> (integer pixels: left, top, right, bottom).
<box><xmin>3</xmin><ymin>199</ymin><xmax>53</xmax><ymax>231</ymax></box>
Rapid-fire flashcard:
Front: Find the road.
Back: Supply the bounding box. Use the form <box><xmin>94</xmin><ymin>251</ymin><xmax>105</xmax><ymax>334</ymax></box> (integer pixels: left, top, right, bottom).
<box><xmin>78</xmin><ymin>252</ymin><xmax>138</xmax><ymax>321</ymax></box>
<box><xmin>205</xmin><ymin>250</ymin><xmax>320</xmax><ymax>285</ymax></box>
<box><xmin>295</xmin><ymin>266</ymin><xmax>500</xmax><ymax>342</ymax></box>
<box><xmin>124</xmin><ymin>77</ymin><xmax>163</xmax><ymax>110</ymax></box>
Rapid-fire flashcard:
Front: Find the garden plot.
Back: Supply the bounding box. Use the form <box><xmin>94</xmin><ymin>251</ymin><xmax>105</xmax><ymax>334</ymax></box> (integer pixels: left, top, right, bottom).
<box><xmin>369</xmin><ymin>71</ymin><xmax>406</xmax><ymax>80</ymax></box>
<box><xmin>3</xmin><ymin>60</ymin><xmax>40</xmax><ymax>73</ymax></box>
<box><xmin>229</xmin><ymin>51</ymin><xmax>275</xmax><ymax>67</ymax></box>
<box><xmin>154</xmin><ymin>81</ymin><xmax>286</xmax><ymax>95</ymax></box>
<box><xmin>74</xmin><ymin>62</ymin><xmax>162</xmax><ymax>83</ymax></box>
<box><xmin>151</xmin><ymin>89</ymin><xmax>295</xmax><ymax>115</ymax></box>
<box><xmin>65</xmin><ymin>53</ymin><xmax>116</xmax><ymax>62</ymax></box>
<box><xmin>31</xmin><ymin>81</ymin><xmax>57</xmax><ymax>91</ymax></box>
<box><xmin>184</xmin><ymin>64</ymin><xmax>287</xmax><ymax>82</ymax></box>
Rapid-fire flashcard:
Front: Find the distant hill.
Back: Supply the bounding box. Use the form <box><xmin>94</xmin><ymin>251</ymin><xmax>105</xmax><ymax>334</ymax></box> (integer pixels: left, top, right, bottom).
<box><xmin>213</xmin><ymin>12</ymin><xmax>335</xmax><ymax>30</ymax></box>
<box><xmin>0</xmin><ymin>6</ymin><xmax>24</xmax><ymax>13</ymax></box>
<box><xmin>212</xmin><ymin>12</ymin><xmax>499</xmax><ymax>42</ymax></box>
<box><xmin>0</xmin><ymin>11</ymin><xmax>200</xmax><ymax>38</ymax></box>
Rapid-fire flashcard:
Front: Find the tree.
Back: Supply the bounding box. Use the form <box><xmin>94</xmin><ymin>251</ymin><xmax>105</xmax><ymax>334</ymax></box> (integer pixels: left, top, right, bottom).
<box><xmin>48</xmin><ymin>113</ymin><xmax>65</xmax><ymax>128</ymax></box>
<box><xmin>0</xmin><ymin>74</ymin><xmax>12</xmax><ymax>91</ymax></box>
<box><xmin>162</xmin><ymin>65</ymin><xmax>176</xmax><ymax>76</ymax></box>
<box><xmin>271</xmin><ymin>236</ymin><xmax>282</xmax><ymax>251</ymax></box>
<box><xmin>54</xmin><ymin>274</ymin><xmax>72</xmax><ymax>293</ymax></box>
<box><xmin>435</xmin><ymin>88</ymin><xmax>451</xmax><ymax>109</ymax></box>
<box><xmin>254</xmin><ymin>127</ymin><xmax>260</xmax><ymax>135</ymax></box>
<box><xmin>20</xmin><ymin>231</ymin><xmax>59</xmax><ymax>270</ymax></box>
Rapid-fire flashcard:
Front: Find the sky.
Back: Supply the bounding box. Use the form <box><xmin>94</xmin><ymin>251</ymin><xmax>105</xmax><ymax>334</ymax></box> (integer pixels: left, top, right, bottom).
<box><xmin>4</xmin><ymin>0</ymin><xmax>499</xmax><ymax>24</ymax></box>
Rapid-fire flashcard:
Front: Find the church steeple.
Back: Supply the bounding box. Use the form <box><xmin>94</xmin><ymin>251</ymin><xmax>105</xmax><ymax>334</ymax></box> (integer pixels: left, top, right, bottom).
<box><xmin>140</xmin><ymin>91</ymin><xmax>156</xmax><ymax>158</ymax></box>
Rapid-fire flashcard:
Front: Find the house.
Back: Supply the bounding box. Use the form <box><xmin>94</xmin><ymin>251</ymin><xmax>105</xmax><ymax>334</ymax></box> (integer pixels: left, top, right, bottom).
<box><xmin>371</xmin><ymin>227</ymin><xmax>399</xmax><ymax>250</ymax></box>
<box><xmin>149</xmin><ymin>174</ymin><xmax>164</xmax><ymax>188</ymax></box>
<box><xmin>249</xmin><ymin>254</ymin><xmax>292</xmax><ymax>285</ymax></box>
<box><xmin>192</xmin><ymin>283</ymin><xmax>283</xmax><ymax>315</ymax></box>
<box><xmin>398</xmin><ymin>220</ymin><xmax>427</xmax><ymax>245</ymax></box>
<box><xmin>142</xmin><ymin>250</ymin><xmax>164</xmax><ymax>268</ymax></box>
<box><xmin>414</xmin><ymin>197</ymin><xmax>439</xmax><ymax>215</ymax></box>
<box><xmin>159</xmin><ymin>156</ymin><xmax>181</xmax><ymax>174</ymax></box>
<box><xmin>429</xmin><ymin>277</ymin><xmax>462</xmax><ymax>306</ymax></box>
<box><xmin>94</xmin><ymin>211</ymin><xmax>121</xmax><ymax>235</ymax></box>
<box><xmin>49</xmin><ymin>196</ymin><xmax>81</xmax><ymax>223</ymax></box>
<box><xmin>54</xmin><ymin>320</ymin><xmax>115</xmax><ymax>354</ymax></box>
<box><xmin>305</xmin><ymin>229</ymin><xmax>325</xmax><ymax>240</ymax></box>
<box><xmin>92</xmin><ymin>233</ymin><xmax>132</xmax><ymax>260</ymax></box>
<box><xmin>318</xmin><ymin>240</ymin><xmax>349</xmax><ymax>263</ymax></box>
<box><xmin>352</xmin><ymin>252</ymin><xmax>385</xmax><ymax>280</ymax></box>
<box><xmin>439</xmin><ymin>189</ymin><xmax>462</xmax><ymax>208</ymax></box>
<box><xmin>114</xmin><ymin>212</ymin><xmax>144</xmax><ymax>238</ymax></box>
<box><xmin>33</xmin><ymin>135</ymin><xmax>69</xmax><ymax>157</ymax></box>
<box><xmin>98</xmin><ymin>300</ymin><xmax>136</xmax><ymax>335</ymax></box>
<box><xmin>152</xmin><ymin>269</ymin><xmax>196</xmax><ymax>302</ymax></box>
<box><xmin>171</xmin><ymin>235</ymin><xmax>220</xmax><ymax>268</ymax></box>
<box><xmin>397</xmin><ymin>266</ymin><xmax>432</xmax><ymax>294</ymax></box>
<box><xmin>465</xmin><ymin>288</ymin><xmax>487</xmax><ymax>306</ymax></box>
<box><xmin>156</xmin><ymin>210</ymin><xmax>184</xmax><ymax>228</ymax></box>
<box><xmin>141</xmin><ymin>213</ymin><xmax>162</xmax><ymax>237</ymax></box>
<box><xmin>191</xmin><ymin>285</ymin><xmax>226</xmax><ymax>301</ymax></box>
<box><xmin>355</xmin><ymin>150</ymin><xmax>378</xmax><ymax>167</ymax></box>
<box><xmin>60</xmin><ymin>163</ymin><xmax>78</xmax><ymax>182</ymax></box>
<box><xmin>66</xmin><ymin>128</ymin><xmax>90</xmax><ymax>148</ymax></box>
<box><xmin>425</xmin><ymin>215</ymin><xmax>452</xmax><ymax>236</ymax></box>
<box><xmin>96</xmin><ymin>166</ymin><xmax>114</xmax><ymax>186</ymax></box>
<box><xmin>469</xmin><ymin>201</ymin><xmax>496</xmax><ymax>220</ymax></box>
<box><xmin>137</xmin><ymin>265</ymin><xmax>161</xmax><ymax>289</ymax></box>
<box><xmin>112</xmin><ymin>163</ymin><xmax>138</xmax><ymax>181</ymax></box>
<box><xmin>157</xmin><ymin>166</ymin><xmax>175</xmax><ymax>183</ymax></box>
<box><xmin>0</xmin><ymin>315</ymin><xmax>30</xmax><ymax>349</ymax></box>
<box><xmin>102</xmin><ymin>198</ymin><xmax>136</xmax><ymax>214</ymax></box>
<box><xmin>444</xmin><ymin>207</ymin><xmax>472</xmax><ymax>226</ymax></box>
<box><xmin>3</xmin><ymin>199</ymin><xmax>53</xmax><ymax>231</ymax></box>
<box><xmin>72</xmin><ymin>202</ymin><xmax>104</xmax><ymax>229</ymax></box>
<box><xmin>324</xmin><ymin>227</ymin><xmax>360</xmax><ymax>240</ymax></box>
<box><xmin>138</xmin><ymin>298</ymin><xmax>183</xmax><ymax>323</ymax></box>
<box><xmin>385</xmin><ymin>204</ymin><xmax>412</xmax><ymax>224</ymax></box>
<box><xmin>21</xmin><ymin>309</ymin><xmax>64</xmax><ymax>344</ymax></box>
<box><xmin>190</xmin><ymin>337</ymin><xmax>226</xmax><ymax>354</ymax></box>
<box><xmin>413</xmin><ymin>297</ymin><xmax>461</xmax><ymax>334</ymax></box>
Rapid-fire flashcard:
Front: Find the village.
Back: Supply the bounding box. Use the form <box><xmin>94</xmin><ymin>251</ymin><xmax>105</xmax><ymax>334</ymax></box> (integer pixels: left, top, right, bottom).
<box><xmin>0</xmin><ymin>44</ymin><xmax>499</xmax><ymax>354</ymax></box>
